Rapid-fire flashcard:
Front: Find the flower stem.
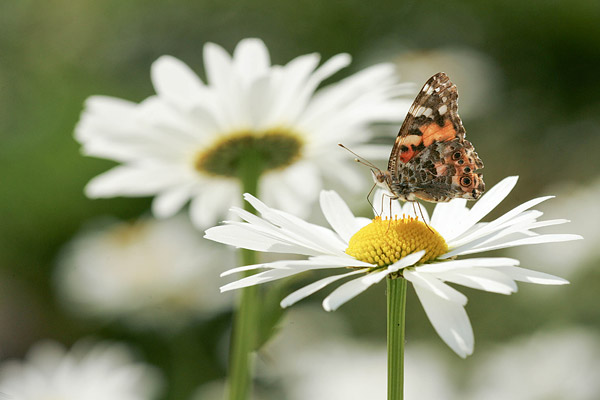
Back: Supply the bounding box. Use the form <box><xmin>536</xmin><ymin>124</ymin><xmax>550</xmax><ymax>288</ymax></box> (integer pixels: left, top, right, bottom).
<box><xmin>227</xmin><ymin>151</ymin><xmax>263</xmax><ymax>400</ymax></box>
<box><xmin>387</xmin><ymin>276</ymin><xmax>407</xmax><ymax>400</ymax></box>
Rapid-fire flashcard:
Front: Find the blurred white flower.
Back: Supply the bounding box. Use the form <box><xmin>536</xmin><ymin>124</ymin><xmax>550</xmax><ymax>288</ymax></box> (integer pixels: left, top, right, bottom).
<box><xmin>0</xmin><ymin>340</ymin><xmax>162</xmax><ymax>400</ymax></box>
<box><xmin>259</xmin><ymin>307</ymin><xmax>457</xmax><ymax>400</ymax></box>
<box><xmin>509</xmin><ymin>176</ymin><xmax>600</xmax><ymax>278</ymax></box>
<box><xmin>465</xmin><ymin>328</ymin><xmax>600</xmax><ymax>400</ymax></box>
<box><xmin>277</xmin><ymin>340</ymin><xmax>457</xmax><ymax>400</ymax></box>
<box><xmin>56</xmin><ymin>214</ymin><xmax>233</xmax><ymax>329</ymax></box>
<box><xmin>206</xmin><ymin>176</ymin><xmax>581</xmax><ymax>357</ymax></box>
<box><xmin>76</xmin><ymin>38</ymin><xmax>411</xmax><ymax>228</ymax></box>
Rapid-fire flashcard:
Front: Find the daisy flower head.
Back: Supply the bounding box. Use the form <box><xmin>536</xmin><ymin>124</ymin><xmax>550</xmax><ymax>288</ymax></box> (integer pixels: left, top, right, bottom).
<box><xmin>0</xmin><ymin>339</ymin><xmax>162</xmax><ymax>400</ymax></box>
<box><xmin>205</xmin><ymin>176</ymin><xmax>582</xmax><ymax>357</ymax></box>
<box><xmin>55</xmin><ymin>214</ymin><xmax>234</xmax><ymax>330</ymax></box>
<box><xmin>76</xmin><ymin>38</ymin><xmax>410</xmax><ymax>228</ymax></box>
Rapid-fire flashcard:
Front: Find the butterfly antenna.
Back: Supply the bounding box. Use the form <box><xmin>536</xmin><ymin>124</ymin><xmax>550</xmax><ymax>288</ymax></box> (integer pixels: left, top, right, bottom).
<box><xmin>338</xmin><ymin>143</ymin><xmax>381</xmax><ymax>171</ymax></box>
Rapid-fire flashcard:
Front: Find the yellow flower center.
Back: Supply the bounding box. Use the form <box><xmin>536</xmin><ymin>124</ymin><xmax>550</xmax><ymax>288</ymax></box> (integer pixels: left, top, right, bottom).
<box><xmin>194</xmin><ymin>129</ymin><xmax>304</xmax><ymax>177</ymax></box>
<box><xmin>345</xmin><ymin>216</ymin><xmax>448</xmax><ymax>267</ymax></box>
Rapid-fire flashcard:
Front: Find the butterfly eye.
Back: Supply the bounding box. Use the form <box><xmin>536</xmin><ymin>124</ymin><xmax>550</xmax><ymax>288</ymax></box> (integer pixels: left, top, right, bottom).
<box><xmin>460</xmin><ymin>176</ymin><xmax>472</xmax><ymax>187</ymax></box>
<box><xmin>452</xmin><ymin>151</ymin><xmax>462</xmax><ymax>160</ymax></box>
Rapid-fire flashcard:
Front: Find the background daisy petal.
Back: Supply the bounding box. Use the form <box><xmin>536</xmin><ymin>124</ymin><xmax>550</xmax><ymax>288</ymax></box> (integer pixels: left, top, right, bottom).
<box><xmin>151</xmin><ymin>55</ymin><xmax>206</xmax><ymax>107</ymax></box>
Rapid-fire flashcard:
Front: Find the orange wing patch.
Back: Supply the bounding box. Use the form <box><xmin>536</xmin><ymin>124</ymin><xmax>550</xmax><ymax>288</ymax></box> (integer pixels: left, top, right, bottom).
<box><xmin>420</xmin><ymin>119</ymin><xmax>457</xmax><ymax>146</ymax></box>
<box><xmin>398</xmin><ymin>119</ymin><xmax>458</xmax><ymax>163</ymax></box>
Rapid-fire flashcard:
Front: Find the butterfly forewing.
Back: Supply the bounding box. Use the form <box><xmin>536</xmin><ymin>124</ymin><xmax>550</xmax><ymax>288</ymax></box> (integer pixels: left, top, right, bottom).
<box><xmin>385</xmin><ymin>72</ymin><xmax>485</xmax><ymax>203</ymax></box>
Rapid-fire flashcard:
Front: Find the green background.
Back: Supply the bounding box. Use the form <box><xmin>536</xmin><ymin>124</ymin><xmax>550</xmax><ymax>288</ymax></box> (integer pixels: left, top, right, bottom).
<box><xmin>1</xmin><ymin>0</ymin><xmax>599</xmax><ymax>398</ymax></box>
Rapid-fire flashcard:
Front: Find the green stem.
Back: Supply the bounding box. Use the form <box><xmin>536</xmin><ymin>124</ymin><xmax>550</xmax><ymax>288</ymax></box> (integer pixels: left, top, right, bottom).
<box><xmin>387</xmin><ymin>277</ymin><xmax>407</xmax><ymax>400</ymax></box>
<box><xmin>227</xmin><ymin>151</ymin><xmax>262</xmax><ymax>400</ymax></box>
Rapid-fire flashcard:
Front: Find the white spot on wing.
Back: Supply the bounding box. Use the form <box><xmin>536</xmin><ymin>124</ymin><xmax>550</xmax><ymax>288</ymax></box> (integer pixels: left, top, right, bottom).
<box><xmin>423</xmin><ymin>108</ymin><xmax>433</xmax><ymax>117</ymax></box>
<box><xmin>438</xmin><ymin>105</ymin><xmax>448</xmax><ymax>115</ymax></box>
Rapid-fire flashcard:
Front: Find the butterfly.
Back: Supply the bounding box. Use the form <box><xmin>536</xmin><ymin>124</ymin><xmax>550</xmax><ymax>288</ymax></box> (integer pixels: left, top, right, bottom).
<box><xmin>372</xmin><ymin>72</ymin><xmax>485</xmax><ymax>203</ymax></box>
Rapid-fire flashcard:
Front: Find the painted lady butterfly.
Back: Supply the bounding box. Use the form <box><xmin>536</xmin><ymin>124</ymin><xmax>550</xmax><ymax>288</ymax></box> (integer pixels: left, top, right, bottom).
<box><xmin>373</xmin><ymin>72</ymin><xmax>485</xmax><ymax>203</ymax></box>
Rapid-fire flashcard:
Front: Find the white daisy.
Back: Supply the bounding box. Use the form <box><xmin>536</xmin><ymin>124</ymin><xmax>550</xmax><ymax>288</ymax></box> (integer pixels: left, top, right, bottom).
<box><xmin>0</xmin><ymin>340</ymin><xmax>162</xmax><ymax>400</ymax></box>
<box><xmin>55</xmin><ymin>214</ymin><xmax>234</xmax><ymax>330</ymax></box>
<box><xmin>205</xmin><ymin>176</ymin><xmax>582</xmax><ymax>357</ymax></box>
<box><xmin>75</xmin><ymin>38</ymin><xmax>410</xmax><ymax>228</ymax></box>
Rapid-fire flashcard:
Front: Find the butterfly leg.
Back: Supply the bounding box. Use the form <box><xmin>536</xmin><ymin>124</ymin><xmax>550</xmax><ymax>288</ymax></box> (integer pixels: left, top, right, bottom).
<box><xmin>412</xmin><ymin>201</ymin><xmax>435</xmax><ymax>233</ymax></box>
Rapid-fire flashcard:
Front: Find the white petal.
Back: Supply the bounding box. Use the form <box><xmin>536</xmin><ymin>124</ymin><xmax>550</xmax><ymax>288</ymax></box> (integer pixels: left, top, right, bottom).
<box><xmin>430</xmin><ymin>198</ymin><xmax>468</xmax><ymax>241</ymax></box>
<box><xmin>322</xmin><ymin>269</ymin><xmax>391</xmax><ymax>311</ymax></box>
<box><xmin>403</xmin><ymin>271</ymin><xmax>467</xmax><ymax>305</ymax></box>
<box><xmin>387</xmin><ymin>250</ymin><xmax>427</xmax><ymax>273</ymax></box>
<box><xmin>415</xmin><ymin>257</ymin><xmax>520</xmax><ymax>273</ymax></box>
<box><xmin>400</xmin><ymin>201</ymin><xmax>430</xmax><ymax>224</ymax></box>
<box><xmin>151</xmin><ymin>55</ymin><xmax>206</xmax><ymax>107</ymax></box>
<box><xmin>264</xmin><ymin>53</ymin><xmax>321</xmax><ymax>124</ymax></box>
<box><xmin>280</xmin><ymin>269</ymin><xmax>366</xmax><ymax>308</ymax></box>
<box><xmin>319</xmin><ymin>190</ymin><xmax>360</xmax><ymax>243</ymax></box>
<box><xmin>84</xmin><ymin>165</ymin><xmax>185</xmax><ymax>197</ymax></box>
<box><xmin>435</xmin><ymin>268</ymin><xmax>518</xmax><ymax>294</ymax></box>
<box><xmin>496</xmin><ymin>266</ymin><xmax>569</xmax><ymax>285</ymax></box>
<box><xmin>308</xmin><ymin>255</ymin><xmax>373</xmax><ymax>268</ymax></box>
<box><xmin>308</xmin><ymin>53</ymin><xmax>351</xmax><ymax>89</ymax></box>
<box><xmin>448</xmin><ymin>195</ymin><xmax>555</xmax><ymax>249</ymax></box>
<box><xmin>188</xmin><ymin>181</ymin><xmax>239</xmax><ymax>228</ymax></box>
<box><xmin>220</xmin><ymin>267</ymin><xmax>312</xmax><ymax>292</ymax></box>
<box><xmin>232</xmin><ymin>38</ymin><xmax>271</xmax><ymax>86</ymax></box>
<box><xmin>220</xmin><ymin>257</ymin><xmax>354</xmax><ymax>277</ymax></box>
<box><xmin>285</xmin><ymin>53</ymin><xmax>352</xmax><ymax>123</ymax></box>
<box><xmin>203</xmin><ymin>42</ymin><xmax>233</xmax><ymax>90</ymax></box>
<box><xmin>204</xmin><ymin>222</ymin><xmax>324</xmax><ymax>256</ymax></box>
<box><xmin>446</xmin><ymin>233</ymin><xmax>583</xmax><ymax>257</ymax></box>
<box><xmin>301</xmin><ymin>63</ymin><xmax>397</xmax><ymax>128</ymax></box>
<box><xmin>151</xmin><ymin>184</ymin><xmax>194</xmax><ymax>218</ymax></box>
<box><xmin>242</xmin><ymin>193</ymin><xmax>347</xmax><ymax>255</ymax></box>
<box><xmin>451</xmin><ymin>176</ymin><xmax>519</xmax><ymax>238</ymax></box>
<box><xmin>373</xmin><ymin>188</ymin><xmax>403</xmax><ymax>219</ymax></box>
<box><xmin>412</xmin><ymin>283</ymin><xmax>474</xmax><ymax>358</ymax></box>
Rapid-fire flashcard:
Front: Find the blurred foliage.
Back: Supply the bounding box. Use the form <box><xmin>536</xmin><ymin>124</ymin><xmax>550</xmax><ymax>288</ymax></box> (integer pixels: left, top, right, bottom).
<box><xmin>1</xmin><ymin>0</ymin><xmax>599</xmax><ymax>399</ymax></box>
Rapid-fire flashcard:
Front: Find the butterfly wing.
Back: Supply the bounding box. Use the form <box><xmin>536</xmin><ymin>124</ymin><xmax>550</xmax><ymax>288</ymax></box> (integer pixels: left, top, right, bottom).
<box><xmin>387</xmin><ymin>72</ymin><xmax>484</xmax><ymax>202</ymax></box>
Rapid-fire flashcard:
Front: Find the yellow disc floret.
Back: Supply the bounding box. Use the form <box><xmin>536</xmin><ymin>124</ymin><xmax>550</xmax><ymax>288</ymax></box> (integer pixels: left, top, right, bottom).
<box><xmin>346</xmin><ymin>216</ymin><xmax>447</xmax><ymax>267</ymax></box>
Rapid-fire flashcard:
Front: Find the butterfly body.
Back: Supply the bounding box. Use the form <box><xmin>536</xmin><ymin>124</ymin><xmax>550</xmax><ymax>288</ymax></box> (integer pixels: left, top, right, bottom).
<box><xmin>375</xmin><ymin>72</ymin><xmax>484</xmax><ymax>203</ymax></box>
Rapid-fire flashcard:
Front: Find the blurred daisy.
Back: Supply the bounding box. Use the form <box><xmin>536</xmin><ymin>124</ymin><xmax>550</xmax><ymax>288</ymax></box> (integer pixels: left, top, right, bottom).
<box><xmin>76</xmin><ymin>38</ymin><xmax>410</xmax><ymax>228</ymax></box>
<box><xmin>56</xmin><ymin>214</ymin><xmax>233</xmax><ymax>330</ymax></box>
<box><xmin>259</xmin><ymin>307</ymin><xmax>458</xmax><ymax>400</ymax></box>
<box><xmin>0</xmin><ymin>340</ymin><xmax>162</xmax><ymax>400</ymax></box>
<box><xmin>464</xmin><ymin>328</ymin><xmax>600</xmax><ymax>400</ymax></box>
<box><xmin>274</xmin><ymin>341</ymin><xmax>457</xmax><ymax>400</ymax></box>
<box><xmin>205</xmin><ymin>176</ymin><xmax>581</xmax><ymax>357</ymax></box>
